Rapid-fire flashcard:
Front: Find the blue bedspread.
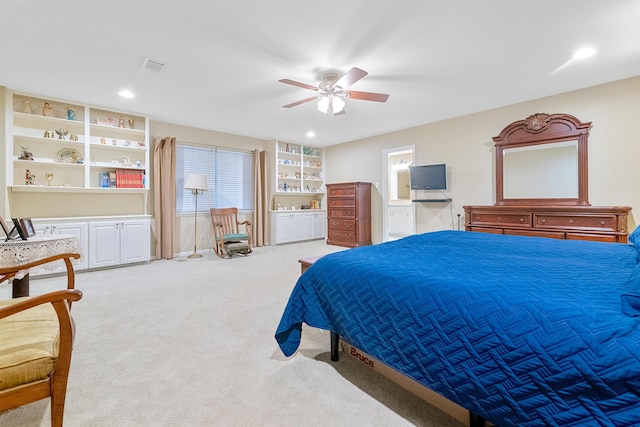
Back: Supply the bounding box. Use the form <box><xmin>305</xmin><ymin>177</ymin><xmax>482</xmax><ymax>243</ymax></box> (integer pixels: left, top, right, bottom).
<box><xmin>275</xmin><ymin>231</ymin><xmax>640</xmax><ymax>426</ymax></box>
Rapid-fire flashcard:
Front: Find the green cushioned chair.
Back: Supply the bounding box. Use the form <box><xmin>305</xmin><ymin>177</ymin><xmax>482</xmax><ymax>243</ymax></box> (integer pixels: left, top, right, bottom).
<box><xmin>0</xmin><ymin>253</ymin><xmax>82</xmax><ymax>427</ymax></box>
<box><xmin>210</xmin><ymin>207</ymin><xmax>253</xmax><ymax>258</ymax></box>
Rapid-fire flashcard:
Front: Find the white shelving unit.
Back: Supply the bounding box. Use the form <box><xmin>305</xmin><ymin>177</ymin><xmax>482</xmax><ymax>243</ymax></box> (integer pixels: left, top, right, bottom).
<box><xmin>7</xmin><ymin>92</ymin><xmax>149</xmax><ymax>193</ymax></box>
<box><xmin>274</xmin><ymin>140</ymin><xmax>324</xmax><ymax>195</ymax></box>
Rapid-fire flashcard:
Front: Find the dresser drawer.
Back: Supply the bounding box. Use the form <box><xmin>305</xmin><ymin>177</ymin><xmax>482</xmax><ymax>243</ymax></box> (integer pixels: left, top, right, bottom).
<box><xmin>534</xmin><ymin>214</ymin><xmax>616</xmax><ymax>231</ymax></box>
<box><xmin>329</xmin><ymin>219</ymin><xmax>356</xmax><ymax>231</ymax></box>
<box><xmin>328</xmin><ymin>208</ymin><xmax>356</xmax><ymax>218</ymax></box>
<box><xmin>328</xmin><ymin>186</ymin><xmax>357</xmax><ymax>197</ymax></box>
<box><xmin>469</xmin><ymin>212</ymin><xmax>531</xmax><ymax>227</ymax></box>
<box><xmin>329</xmin><ymin>198</ymin><xmax>356</xmax><ymax>208</ymax></box>
<box><xmin>328</xmin><ymin>230</ymin><xmax>357</xmax><ymax>243</ymax></box>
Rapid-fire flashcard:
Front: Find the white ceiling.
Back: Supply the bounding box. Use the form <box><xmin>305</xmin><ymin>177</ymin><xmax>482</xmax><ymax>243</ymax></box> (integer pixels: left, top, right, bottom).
<box><xmin>1</xmin><ymin>1</ymin><xmax>639</xmax><ymax>147</ymax></box>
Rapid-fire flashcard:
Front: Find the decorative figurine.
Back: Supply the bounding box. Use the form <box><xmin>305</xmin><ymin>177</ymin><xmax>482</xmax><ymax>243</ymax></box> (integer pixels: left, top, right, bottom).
<box><xmin>45</xmin><ymin>173</ymin><xmax>54</xmax><ymax>186</ymax></box>
<box><xmin>121</xmin><ymin>156</ymin><xmax>131</xmax><ymax>167</ymax></box>
<box><xmin>69</xmin><ymin>134</ymin><xmax>78</xmax><ymax>141</ymax></box>
<box><xmin>112</xmin><ymin>139</ymin><xmax>117</xmax><ymax>145</ymax></box>
<box><xmin>42</xmin><ymin>102</ymin><xmax>52</xmax><ymax>117</ymax></box>
<box><xmin>135</xmin><ymin>160</ymin><xmax>142</xmax><ymax>168</ymax></box>
<box><xmin>55</xmin><ymin>128</ymin><xmax>68</xmax><ymax>140</ymax></box>
<box><xmin>19</xmin><ymin>146</ymin><xmax>34</xmax><ymax>160</ymax></box>
<box><xmin>25</xmin><ymin>169</ymin><xmax>35</xmax><ymax>185</ymax></box>
<box><xmin>44</xmin><ymin>130</ymin><xmax>50</xmax><ymax>138</ymax></box>
<box><xmin>128</xmin><ymin>119</ymin><xmax>135</xmax><ymax>129</ymax></box>
<box><xmin>100</xmin><ymin>137</ymin><xmax>106</xmax><ymax>144</ymax></box>
<box><xmin>22</xmin><ymin>100</ymin><xmax>32</xmax><ymax>114</ymax></box>
<box><xmin>118</xmin><ymin>116</ymin><xmax>125</xmax><ymax>128</ymax></box>
<box><xmin>66</xmin><ymin>107</ymin><xmax>75</xmax><ymax>120</ymax></box>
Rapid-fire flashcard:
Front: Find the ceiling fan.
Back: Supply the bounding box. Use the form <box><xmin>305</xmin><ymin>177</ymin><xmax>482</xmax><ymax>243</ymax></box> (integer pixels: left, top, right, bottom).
<box><xmin>279</xmin><ymin>67</ymin><xmax>389</xmax><ymax>116</ymax></box>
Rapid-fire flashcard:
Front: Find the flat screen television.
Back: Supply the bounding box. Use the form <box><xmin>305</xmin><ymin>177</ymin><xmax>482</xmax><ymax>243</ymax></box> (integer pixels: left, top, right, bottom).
<box><xmin>409</xmin><ymin>164</ymin><xmax>446</xmax><ymax>190</ymax></box>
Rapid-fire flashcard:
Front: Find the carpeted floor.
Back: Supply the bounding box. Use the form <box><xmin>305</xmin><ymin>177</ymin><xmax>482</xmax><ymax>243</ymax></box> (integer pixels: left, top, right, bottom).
<box><xmin>0</xmin><ymin>240</ymin><xmax>465</xmax><ymax>427</ymax></box>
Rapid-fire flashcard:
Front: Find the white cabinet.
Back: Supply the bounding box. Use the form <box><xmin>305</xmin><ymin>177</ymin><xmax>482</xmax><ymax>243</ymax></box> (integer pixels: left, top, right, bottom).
<box><xmin>88</xmin><ymin>218</ymin><xmax>150</xmax><ymax>268</ymax></box>
<box><xmin>388</xmin><ymin>205</ymin><xmax>415</xmax><ymax>239</ymax></box>
<box><xmin>30</xmin><ymin>219</ymin><xmax>90</xmax><ymax>273</ymax></box>
<box><xmin>7</xmin><ymin>91</ymin><xmax>149</xmax><ymax>193</ymax></box>
<box><xmin>271</xmin><ymin>211</ymin><xmax>326</xmax><ymax>244</ymax></box>
<box><xmin>31</xmin><ymin>216</ymin><xmax>150</xmax><ymax>271</ymax></box>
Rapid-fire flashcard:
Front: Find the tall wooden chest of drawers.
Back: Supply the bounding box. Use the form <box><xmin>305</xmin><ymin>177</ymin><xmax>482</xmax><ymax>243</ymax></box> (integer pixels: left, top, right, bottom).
<box><xmin>326</xmin><ymin>182</ymin><xmax>372</xmax><ymax>247</ymax></box>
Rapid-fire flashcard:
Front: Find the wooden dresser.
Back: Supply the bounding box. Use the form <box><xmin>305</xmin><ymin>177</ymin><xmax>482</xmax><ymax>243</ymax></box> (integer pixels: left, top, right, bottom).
<box><xmin>326</xmin><ymin>182</ymin><xmax>372</xmax><ymax>247</ymax></box>
<box><xmin>463</xmin><ymin>205</ymin><xmax>632</xmax><ymax>243</ymax></box>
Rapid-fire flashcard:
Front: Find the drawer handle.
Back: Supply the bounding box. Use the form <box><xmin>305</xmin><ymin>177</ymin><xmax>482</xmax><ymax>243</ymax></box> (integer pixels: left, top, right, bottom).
<box><xmin>600</xmin><ymin>220</ymin><xmax>605</xmax><ymax>225</ymax></box>
<box><xmin>569</xmin><ymin>219</ymin><xmax>574</xmax><ymax>224</ymax></box>
<box><xmin>541</xmin><ymin>219</ymin><xmax>546</xmax><ymax>223</ymax></box>
<box><xmin>475</xmin><ymin>216</ymin><xmax>480</xmax><ymax>220</ymax></box>
<box><xmin>519</xmin><ymin>218</ymin><xmax>524</xmax><ymax>222</ymax></box>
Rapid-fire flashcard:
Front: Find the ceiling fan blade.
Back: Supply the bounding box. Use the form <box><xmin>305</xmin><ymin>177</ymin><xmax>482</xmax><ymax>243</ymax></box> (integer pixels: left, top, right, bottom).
<box><xmin>282</xmin><ymin>96</ymin><xmax>317</xmax><ymax>108</ymax></box>
<box><xmin>335</xmin><ymin>67</ymin><xmax>368</xmax><ymax>88</ymax></box>
<box><xmin>346</xmin><ymin>90</ymin><xmax>389</xmax><ymax>102</ymax></box>
<box><xmin>278</xmin><ymin>79</ymin><xmax>318</xmax><ymax>91</ymax></box>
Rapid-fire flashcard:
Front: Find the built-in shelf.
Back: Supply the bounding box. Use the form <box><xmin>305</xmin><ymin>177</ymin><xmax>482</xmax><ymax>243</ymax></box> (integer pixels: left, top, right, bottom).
<box><xmin>412</xmin><ymin>198</ymin><xmax>452</xmax><ymax>203</ymax></box>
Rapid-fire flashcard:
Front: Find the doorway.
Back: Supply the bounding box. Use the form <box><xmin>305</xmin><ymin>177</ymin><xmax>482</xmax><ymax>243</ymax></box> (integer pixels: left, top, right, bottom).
<box><xmin>382</xmin><ymin>146</ymin><xmax>415</xmax><ymax>242</ymax></box>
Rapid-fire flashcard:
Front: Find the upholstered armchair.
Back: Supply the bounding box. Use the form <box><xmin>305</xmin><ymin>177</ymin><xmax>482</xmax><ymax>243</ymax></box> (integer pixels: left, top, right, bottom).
<box><xmin>0</xmin><ymin>253</ymin><xmax>82</xmax><ymax>427</ymax></box>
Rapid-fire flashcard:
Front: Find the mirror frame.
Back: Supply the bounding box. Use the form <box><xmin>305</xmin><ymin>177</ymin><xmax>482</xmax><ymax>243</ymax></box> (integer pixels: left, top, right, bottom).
<box><xmin>494</xmin><ymin>113</ymin><xmax>591</xmax><ymax>206</ymax></box>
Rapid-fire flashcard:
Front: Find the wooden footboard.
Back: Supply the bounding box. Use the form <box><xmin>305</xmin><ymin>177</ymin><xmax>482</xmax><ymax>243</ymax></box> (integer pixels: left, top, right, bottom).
<box><xmin>330</xmin><ymin>331</ymin><xmax>486</xmax><ymax>427</ymax></box>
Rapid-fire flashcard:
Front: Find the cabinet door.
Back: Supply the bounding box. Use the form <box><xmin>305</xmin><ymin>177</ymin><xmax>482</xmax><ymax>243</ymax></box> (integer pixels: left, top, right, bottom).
<box><xmin>120</xmin><ymin>219</ymin><xmax>150</xmax><ymax>264</ymax></box>
<box><xmin>291</xmin><ymin>213</ymin><xmax>304</xmax><ymax>241</ymax></box>
<box><xmin>27</xmin><ymin>220</ymin><xmax>89</xmax><ymax>275</ymax></box>
<box><xmin>275</xmin><ymin>213</ymin><xmax>292</xmax><ymax>244</ymax></box>
<box><xmin>89</xmin><ymin>222</ymin><xmax>120</xmax><ymax>268</ymax></box>
<box><xmin>302</xmin><ymin>213</ymin><xmax>315</xmax><ymax>240</ymax></box>
<box><xmin>52</xmin><ymin>222</ymin><xmax>89</xmax><ymax>271</ymax></box>
<box><xmin>313</xmin><ymin>212</ymin><xmax>326</xmax><ymax>239</ymax></box>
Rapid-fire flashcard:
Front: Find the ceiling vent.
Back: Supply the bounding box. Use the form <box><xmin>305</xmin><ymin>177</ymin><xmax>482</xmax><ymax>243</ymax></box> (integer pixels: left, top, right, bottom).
<box><xmin>141</xmin><ymin>58</ymin><xmax>166</xmax><ymax>73</ymax></box>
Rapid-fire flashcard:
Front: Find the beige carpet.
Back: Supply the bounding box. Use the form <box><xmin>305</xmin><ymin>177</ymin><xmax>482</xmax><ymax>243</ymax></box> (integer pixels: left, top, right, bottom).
<box><xmin>0</xmin><ymin>240</ymin><xmax>464</xmax><ymax>427</ymax></box>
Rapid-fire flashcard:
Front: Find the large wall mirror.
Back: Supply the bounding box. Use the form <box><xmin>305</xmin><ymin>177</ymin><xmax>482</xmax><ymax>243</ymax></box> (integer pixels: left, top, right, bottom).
<box><xmin>494</xmin><ymin>113</ymin><xmax>591</xmax><ymax>206</ymax></box>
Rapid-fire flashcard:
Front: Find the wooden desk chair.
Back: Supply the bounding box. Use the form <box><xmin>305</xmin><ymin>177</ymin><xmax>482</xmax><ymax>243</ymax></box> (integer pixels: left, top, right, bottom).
<box><xmin>0</xmin><ymin>253</ymin><xmax>82</xmax><ymax>427</ymax></box>
<box><xmin>210</xmin><ymin>207</ymin><xmax>252</xmax><ymax>258</ymax></box>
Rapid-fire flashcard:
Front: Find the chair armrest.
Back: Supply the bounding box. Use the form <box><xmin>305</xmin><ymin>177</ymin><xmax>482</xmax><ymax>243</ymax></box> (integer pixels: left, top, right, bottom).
<box><xmin>0</xmin><ymin>253</ymin><xmax>80</xmax><ymax>290</ymax></box>
<box><xmin>0</xmin><ymin>289</ymin><xmax>82</xmax><ymax>319</ymax></box>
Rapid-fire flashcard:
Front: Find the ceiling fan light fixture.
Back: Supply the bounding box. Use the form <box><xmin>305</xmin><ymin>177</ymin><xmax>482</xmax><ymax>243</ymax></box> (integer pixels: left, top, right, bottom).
<box><xmin>332</xmin><ymin>96</ymin><xmax>345</xmax><ymax>114</ymax></box>
<box><xmin>317</xmin><ymin>96</ymin><xmax>330</xmax><ymax>114</ymax></box>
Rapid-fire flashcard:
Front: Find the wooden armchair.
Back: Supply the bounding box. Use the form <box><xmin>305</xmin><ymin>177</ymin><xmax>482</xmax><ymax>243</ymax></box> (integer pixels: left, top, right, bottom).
<box><xmin>0</xmin><ymin>253</ymin><xmax>82</xmax><ymax>427</ymax></box>
<box><xmin>210</xmin><ymin>207</ymin><xmax>253</xmax><ymax>258</ymax></box>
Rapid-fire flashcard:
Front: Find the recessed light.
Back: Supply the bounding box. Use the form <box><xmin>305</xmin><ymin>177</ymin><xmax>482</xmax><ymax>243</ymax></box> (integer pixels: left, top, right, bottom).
<box><xmin>118</xmin><ymin>90</ymin><xmax>135</xmax><ymax>99</ymax></box>
<box><xmin>573</xmin><ymin>47</ymin><xmax>597</xmax><ymax>60</ymax></box>
<box><xmin>307</xmin><ymin>131</ymin><xmax>316</xmax><ymax>138</ymax></box>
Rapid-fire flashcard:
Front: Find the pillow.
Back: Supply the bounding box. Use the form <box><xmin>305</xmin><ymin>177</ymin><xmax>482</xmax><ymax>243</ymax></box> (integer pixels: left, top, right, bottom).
<box><xmin>621</xmin><ymin>263</ymin><xmax>640</xmax><ymax>317</ymax></box>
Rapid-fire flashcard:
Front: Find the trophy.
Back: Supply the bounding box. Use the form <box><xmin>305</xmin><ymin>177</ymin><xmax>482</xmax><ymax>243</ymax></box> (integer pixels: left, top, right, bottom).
<box><xmin>45</xmin><ymin>173</ymin><xmax>54</xmax><ymax>186</ymax></box>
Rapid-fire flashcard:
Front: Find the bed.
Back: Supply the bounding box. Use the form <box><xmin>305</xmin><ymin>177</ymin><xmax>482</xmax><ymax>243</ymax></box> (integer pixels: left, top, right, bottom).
<box><xmin>275</xmin><ymin>230</ymin><xmax>640</xmax><ymax>426</ymax></box>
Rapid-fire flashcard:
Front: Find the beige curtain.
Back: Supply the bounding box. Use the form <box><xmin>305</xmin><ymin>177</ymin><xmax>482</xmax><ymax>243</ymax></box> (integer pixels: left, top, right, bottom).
<box><xmin>154</xmin><ymin>137</ymin><xmax>177</xmax><ymax>259</ymax></box>
<box><xmin>252</xmin><ymin>149</ymin><xmax>268</xmax><ymax>246</ymax></box>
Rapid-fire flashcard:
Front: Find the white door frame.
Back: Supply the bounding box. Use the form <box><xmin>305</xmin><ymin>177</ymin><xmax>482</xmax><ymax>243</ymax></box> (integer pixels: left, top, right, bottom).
<box><xmin>381</xmin><ymin>145</ymin><xmax>415</xmax><ymax>242</ymax></box>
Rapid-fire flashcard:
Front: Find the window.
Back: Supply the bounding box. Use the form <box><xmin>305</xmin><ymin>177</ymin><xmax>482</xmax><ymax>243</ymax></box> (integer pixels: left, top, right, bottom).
<box><xmin>176</xmin><ymin>145</ymin><xmax>254</xmax><ymax>213</ymax></box>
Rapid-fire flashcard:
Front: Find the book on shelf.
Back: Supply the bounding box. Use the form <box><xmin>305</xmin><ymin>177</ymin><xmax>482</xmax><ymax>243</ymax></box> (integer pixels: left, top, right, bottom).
<box><xmin>115</xmin><ymin>169</ymin><xmax>145</xmax><ymax>188</ymax></box>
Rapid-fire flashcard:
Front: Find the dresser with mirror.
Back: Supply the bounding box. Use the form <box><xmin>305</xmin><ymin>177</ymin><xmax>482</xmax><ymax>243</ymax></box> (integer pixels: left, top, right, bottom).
<box><xmin>464</xmin><ymin>113</ymin><xmax>631</xmax><ymax>243</ymax></box>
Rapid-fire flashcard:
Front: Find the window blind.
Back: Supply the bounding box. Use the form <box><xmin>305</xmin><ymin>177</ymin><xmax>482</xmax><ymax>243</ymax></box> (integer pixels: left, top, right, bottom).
<box><xmin>176</xmin><ymin>145</ymin><xmax>254</xmax><ymax>213</ymax></box>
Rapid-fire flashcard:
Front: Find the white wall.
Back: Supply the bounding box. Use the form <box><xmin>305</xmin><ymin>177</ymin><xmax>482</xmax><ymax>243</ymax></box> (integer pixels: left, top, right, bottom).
<box><xmin>326</xmin><ymin>76</ymin><xmax>640</xmax><ymax>243</ymax></box>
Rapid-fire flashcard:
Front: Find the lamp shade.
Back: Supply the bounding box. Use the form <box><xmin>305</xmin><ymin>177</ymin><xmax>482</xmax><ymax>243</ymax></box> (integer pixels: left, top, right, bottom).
<box><xmin>184</xmin><ymin>173</ymin><xmax>208</xmax><ymax>191</ymax></box>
